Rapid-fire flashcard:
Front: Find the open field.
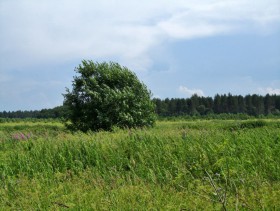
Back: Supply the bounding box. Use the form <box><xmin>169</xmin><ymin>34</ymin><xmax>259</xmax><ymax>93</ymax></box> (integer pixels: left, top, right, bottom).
<box><xmin>1</xmin><ymin>119</ymin><xmax>280</xmax><ymax>210</ymax></box>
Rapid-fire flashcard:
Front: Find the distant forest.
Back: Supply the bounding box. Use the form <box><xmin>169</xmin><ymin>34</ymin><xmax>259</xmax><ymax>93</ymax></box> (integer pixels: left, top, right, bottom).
<box><xmin>0</xmin><ymin>94</ymin><xmax>280</xmax><ymax>119</ymax></box>
<box><xmin>154</xmin><ymin>93</ymin><xmax>280</xmax><ymax>117</ymax></box>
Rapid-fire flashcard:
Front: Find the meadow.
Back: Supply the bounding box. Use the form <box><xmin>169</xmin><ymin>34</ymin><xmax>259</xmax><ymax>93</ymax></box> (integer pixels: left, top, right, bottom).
<box><xmin>0</xmin><ymin>118</ymin><xmax>279</xmax><ymax>210</ymax></box>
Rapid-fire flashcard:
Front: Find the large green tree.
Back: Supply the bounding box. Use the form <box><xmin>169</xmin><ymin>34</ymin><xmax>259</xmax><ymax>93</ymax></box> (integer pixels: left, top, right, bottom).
<box><xmin>63</xmin><ymin>60</ymin><xmax>156</xmax><ymax>132</ymax></box>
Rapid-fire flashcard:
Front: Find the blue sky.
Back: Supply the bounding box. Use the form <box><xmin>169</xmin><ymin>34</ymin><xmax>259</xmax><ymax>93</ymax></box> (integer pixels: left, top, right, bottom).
<box><xmin>1</xmin><ymin>0</ymin><xmax>280</xmax><ymax>111</ymax></box>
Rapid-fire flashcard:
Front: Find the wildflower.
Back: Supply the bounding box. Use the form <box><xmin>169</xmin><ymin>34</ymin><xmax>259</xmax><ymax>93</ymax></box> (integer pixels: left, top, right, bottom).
<box><xmin>12</xmin><ymin>132</ymin><xmax>32</xmax><ymax>141</ymax></box>
<box><xmin>26</xmin><ymin>133</ymin><xmax>32</xmax><ymax>139</ymax></box>
<box><xmin>13</xmin><ymin>134</ymin><xmax>19</xmax><ymax>140</ymax></box>
<box><xmin>20</xmin><ymin>132</ymin><xmax>26</xmax><ymax>140</ymax></box>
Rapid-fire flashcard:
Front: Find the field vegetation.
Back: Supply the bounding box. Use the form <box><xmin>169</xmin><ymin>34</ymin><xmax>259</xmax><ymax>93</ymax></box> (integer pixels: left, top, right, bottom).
<box><xmin>0</xmin><ymin>118</ymin><xmax>280</xmax><ymax>210</ymax></box>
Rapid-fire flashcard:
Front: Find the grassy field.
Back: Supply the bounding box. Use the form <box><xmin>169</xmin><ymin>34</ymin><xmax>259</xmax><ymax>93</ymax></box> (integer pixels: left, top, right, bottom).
<box><xmin>0</xmin><ymin>119</ymin><xmax>280</xmax><ymax>210</ymax></box>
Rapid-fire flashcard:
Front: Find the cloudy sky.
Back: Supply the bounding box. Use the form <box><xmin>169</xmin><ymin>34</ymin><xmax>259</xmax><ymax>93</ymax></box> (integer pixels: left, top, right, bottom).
<box><xmin>1</xmin><ymin>0</ymin><xmax>280</xmax><ymax>111</ymax></box>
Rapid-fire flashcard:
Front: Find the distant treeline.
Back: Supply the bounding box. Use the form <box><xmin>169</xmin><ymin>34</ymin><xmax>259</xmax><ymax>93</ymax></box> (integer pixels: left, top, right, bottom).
<box><xmin>154</xmin><ymin>94</ymin><xmax>280</xmax><ymax>116</ymax></box>
<box><xmin>0</xmin><ymin>106</ymin><xmax>68</xmax><ymax>119</ymax></box>
<box><xmin>0</xmin><ymin>94</ymin><xmax>280</xmax><ymax>119</ymax></box>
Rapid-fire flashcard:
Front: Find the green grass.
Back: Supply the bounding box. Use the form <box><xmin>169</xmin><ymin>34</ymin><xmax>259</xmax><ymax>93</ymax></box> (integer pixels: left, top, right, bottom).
<box><xmin>1</xmin><ymin>119</ymin><xmax>280</xmax><ymax>210</ymax></box>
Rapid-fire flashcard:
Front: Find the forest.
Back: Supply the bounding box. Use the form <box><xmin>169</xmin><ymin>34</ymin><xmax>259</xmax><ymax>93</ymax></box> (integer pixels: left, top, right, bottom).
<box><xmin>1</xmin><ymin>93</ymin><xmax>280</xmax><ymax>119</ymax></box>
<box><xmin>154</xmin><ymin>93</ymin><xmax>280</xmax><ymax>116</ymax></box>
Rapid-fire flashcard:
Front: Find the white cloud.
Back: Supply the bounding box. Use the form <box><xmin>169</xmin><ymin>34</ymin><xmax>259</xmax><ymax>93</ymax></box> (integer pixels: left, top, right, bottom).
<box><xmin>0</xmin><ymin>0</ymin><xmax>279</xmax><ymax>72</ymax></box>
<box><xmin>179</xmin><ymin>86</ymin><xmax>205</xmax><ymax>97</ymax></box>
<box><xmin>258</xmin><ymin>87</ymin><xmax>280</xmax><ymax>95</ymax></box>
<box><xmin>157</xmin><ymin>0</ymin><xmax>280</xmax><ymax>39</ymax></box>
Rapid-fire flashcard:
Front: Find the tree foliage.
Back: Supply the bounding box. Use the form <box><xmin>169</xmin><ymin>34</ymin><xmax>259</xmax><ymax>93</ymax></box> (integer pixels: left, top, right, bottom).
<box><xmin>63</xmin><ymin>60</ymin><xmax>155</xmax><ymax>132</ymax></box>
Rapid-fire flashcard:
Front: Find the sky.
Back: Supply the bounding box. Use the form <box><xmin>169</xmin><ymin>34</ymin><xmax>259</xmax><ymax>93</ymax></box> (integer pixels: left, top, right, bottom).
<box><xmin>1</xmin><ymin>0</ymin><xmax>280</xmax><ymax>111</ymax></box>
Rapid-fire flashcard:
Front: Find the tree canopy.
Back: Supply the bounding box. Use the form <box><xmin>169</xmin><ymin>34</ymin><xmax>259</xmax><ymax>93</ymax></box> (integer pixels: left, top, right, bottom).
<box><xmin>63</xmin><ymin>60</ymin><xmax>156</xmax><ymax>132</ymax></box>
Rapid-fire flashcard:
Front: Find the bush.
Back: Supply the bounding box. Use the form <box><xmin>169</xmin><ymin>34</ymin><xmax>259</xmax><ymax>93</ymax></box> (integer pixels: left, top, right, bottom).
<box><xmin>63</xmin><ymin>60</ymin><xmax>156</xmax><ymax>132</ymax></box>
<box><xmin>239</xmin><ymin>120</ymin><xmax>267</xmax><ymax>129</ymax></box>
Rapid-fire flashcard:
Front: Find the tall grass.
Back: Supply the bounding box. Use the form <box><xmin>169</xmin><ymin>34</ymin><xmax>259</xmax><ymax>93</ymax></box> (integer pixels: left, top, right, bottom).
<box><xmin>0</xmin><ymin>119</ymin><xmax>279</xmax><ymax>210</ymax></box>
